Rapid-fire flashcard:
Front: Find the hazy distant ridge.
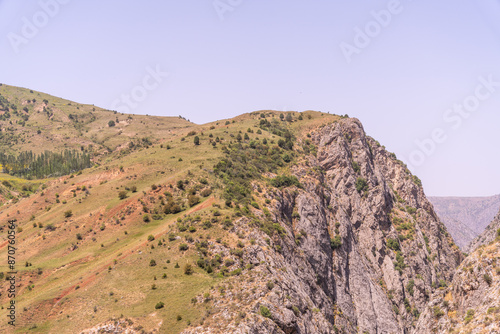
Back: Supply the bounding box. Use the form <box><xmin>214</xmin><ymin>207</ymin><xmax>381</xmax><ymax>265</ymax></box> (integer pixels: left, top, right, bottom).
<box><xmin>429</xmin><ymin>195</ymin><xmax>500</xmax><ymax>250</ymax></box>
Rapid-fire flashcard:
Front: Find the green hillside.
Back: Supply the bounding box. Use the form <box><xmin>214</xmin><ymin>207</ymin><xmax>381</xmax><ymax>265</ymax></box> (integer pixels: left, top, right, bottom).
<box><xmin>0</xmin><ymin>85</ymin><xmax>338</xmax><ymax>333</ymax></box>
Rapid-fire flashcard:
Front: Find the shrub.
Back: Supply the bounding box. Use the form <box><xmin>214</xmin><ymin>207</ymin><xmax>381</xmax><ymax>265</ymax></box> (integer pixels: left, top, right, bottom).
<box><xmin>149</xmin><ymin>259</ymin><xmax>157</xmax><ymax>266</ymax></box>
<box><xmin>352</xmin><ymin>161</ymin><xmax>360</xmax><ymax>173</ymax></box>
<box><xmin>406</xmin><ymin>280</ymin><xmax>415</xmax><ymax>296</ymax></box>
<box><xmin>131</xmin><ymin>186</ymin><xmax>137</xmax><ymax>193</ymax></box>
<box><xmin>483</xmin><ymin>274</ymin><xmax>492</xmax><ymax>286</ymax></box>
<box><xmin>108</xmin><ymin>120</ymin><xmax>115</xmax><ymax>127</ymax></box>
<box><xmin>260</xmin><ymin>306</ymin><xmax>271</xmax><ymax>318</ymax></box>
<box><xmin>194</xmin><ymin>136</ymin><xmax>200</xmax><ymax>145</ymax></box>
<box><xmin>230</xmin><ymin>248</ymin><xmax>244</xmax><ymax>258</ymax></box>
<box><xmin>64</xmin><ymin>210</ymin><xmax>73</xmax><ymax>218</ymax></box>
<box><xmin>230</xmin><ymin>268</ymin><xmax>242</xmax><ymax>276</ymax></box>
<box><xmin>45</xmin><ymin>224</ymin><xmax>56</xmax><ymax>231</ymax></box>
<box><xmin>464</xmin><ymin>309</ymin><xmax>474</xmax><ymax>324</ymax></box>
<box><xmin>143</xmin><ymin>214</ymin><xmax>151</xmax><ymax>223</ymax></box>
<box><xmin>330</xmin><ymin>236</ymin><xmax>342</xmax><ymax>249</ymax></box>
<box><xmin>155</xmin><ymin>302</ymin><xmax>164</xmax><ymax>309</ymax></box>
<box><xmin>118</xmin><ymin>191</ymin><xmax>127</xmax><ymax>200</ymax></box>
<box><xmin>201</xmin><ymin>188</ymin><xmax>212</xmax><ymax>197</ymax></box>
<box><xmin>76</xmin><ymin>233</ymin><xmax>82</xmax><ymax>240</ymax></box>
<box><xmin>270</xmin><ymin>175</ymin><xmax>301</xmax><ymax>188</ymax></box>
<box><xmin>432</xmin><ymin>306</ymin><xmax>444</xmax><ymax>318</ymax></box>
<box><xmin>148</xmin><ymin>235</ymin><xmax>155</xmax><ymax>242</ymax></box>
<box><xmin>184</xmin><ymin>264</ymin><xmax>193</xmax><ymax>275</ymax></box>
<box><xmin>188</xmin><ymin>195</ymin><xmax>200</xmax><ymax>207</ymax></box>
<box><xmin>386</xmin><ymin>238</ymin><xmax>400</xmax><ymax>251</ymax></box>
<box><xmin>355</xmin><ymin>177</ymin><xmax>368</xmax><ymax>193</ymax></box>
<box><xmin>179</xmin><ymin>243</ymin><xmax>188</xmax><ymax>251</ymax></box>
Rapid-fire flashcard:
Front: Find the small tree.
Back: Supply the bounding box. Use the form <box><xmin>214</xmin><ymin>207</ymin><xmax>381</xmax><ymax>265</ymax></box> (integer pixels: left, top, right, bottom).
<box><xmin>118</xmin><ymin>190</ymin><xmax>127</xmax><ymax>200</ymax></box>
<box><xmin>193</xmin><ymin>136</ymin><xmax>200</xmax><ymax>145</ymax></box>
<box><xmin>188</xmin><ymin>195</ymin><xmax>200</xmax><ymax>207</ymax></box>
<box><xmin>184</xmin><ymin>263</ymin><xmax>193</xmax><ymax>275</ymax></box>
<box><xmin>108</xmin><ymin>120</ymin><xmax>115</xmax><ymax>127</ymax></box>
<box><xmin>285</xmin><ymin>113</ymin><xmax>293</xmax><ymax>122</ymax></box>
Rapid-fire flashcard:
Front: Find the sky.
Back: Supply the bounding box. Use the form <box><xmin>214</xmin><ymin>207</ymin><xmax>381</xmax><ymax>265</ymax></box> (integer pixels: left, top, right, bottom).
<box><xmin>0</xmin><ymin>0</ymin><xmax>499</xmax><ymax>197</ymax></box>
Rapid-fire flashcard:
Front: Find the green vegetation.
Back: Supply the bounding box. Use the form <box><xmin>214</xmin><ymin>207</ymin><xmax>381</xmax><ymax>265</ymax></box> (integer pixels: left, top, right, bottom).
<box><xmin>386</xmin><ymin>238</ymin><xmax>400</xmax><ymax>251</ymax></box>
<box><xmin>406</xmin><ymin>279</ymin><xmax>415</xmax><ymax>296</ymax></box>
<box><xmin>330</xmin><ymin>236</ymin><xmax>342</xmax><ymax>249</ymax></box>
<box><xmin>393</xmin><ymin>251</ymin><xmax>406</xmax><ymax>274</ymax></box>
<box><xmin>0</xmin><ymin>150</ymin><xmax>91</xmax><ymax>179</ymax></box>
<box><xmin>260</xmin><ymin>305</ymin><xmax>272</xmax><ymax>318</ymax></box>
<box><xmin>269</xmin><ymin>175</ymin><xmax>301</xmax><ymax>188</ymax></box>
<box><xmin>432</xmin><ymin>306</ymin><xmax>444</xmax><ymax>318</ymax></box>
<box><xmin>214</xmin><ymin>120</ymin><xmax>295</xmax><ymax>204</ymax></box>
<box><xmin>464</xmin><ymin>309</ymin><xmax>475</xmax><ymax>324</ymax></box>
<box><xmin>355</xmin><ymin>177</ymin><xmax>368</xmax><ymax>194</ymax></box>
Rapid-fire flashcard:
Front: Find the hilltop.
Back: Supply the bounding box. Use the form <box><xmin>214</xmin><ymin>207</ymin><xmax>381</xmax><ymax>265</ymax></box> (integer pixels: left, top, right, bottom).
<box><xmin>0</xmin><ymin>83</ymin><xmax>193</xmax><ymax>156</ymax></box>
<box><xmin>0</xmin><ymin>85</ymin><xmax>465</xmax><ymax>333</ymax></box>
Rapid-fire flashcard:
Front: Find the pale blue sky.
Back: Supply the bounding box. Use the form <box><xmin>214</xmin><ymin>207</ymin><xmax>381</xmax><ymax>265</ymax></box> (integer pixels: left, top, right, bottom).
<box><xmin>0</xmin><ymin>0</ymin><xmax>499</xmax><ymax>197</ymax></box>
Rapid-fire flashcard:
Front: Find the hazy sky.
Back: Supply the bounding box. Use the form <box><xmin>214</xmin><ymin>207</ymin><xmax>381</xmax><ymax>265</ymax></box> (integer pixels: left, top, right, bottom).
<box><xmin>1</xmin><ymin>0</ymin><xmax>499</xmax><ymax>197</ymax></box>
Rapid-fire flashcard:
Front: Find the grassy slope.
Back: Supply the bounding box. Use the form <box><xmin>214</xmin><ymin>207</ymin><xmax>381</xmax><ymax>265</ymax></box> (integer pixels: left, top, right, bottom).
<box><xmin>0</xmin><ymin>86</ymin><xmax>339</xmax><ymax>333</ymax></box>
<box><xmin>0</xmin><ymin>84</ymin><xmax>193</xmax><ymax>155</ymax></box>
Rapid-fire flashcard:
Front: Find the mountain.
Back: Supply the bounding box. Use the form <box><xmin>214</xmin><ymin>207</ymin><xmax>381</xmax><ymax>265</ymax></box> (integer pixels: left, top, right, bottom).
<box><xmin>414</xmin><ymin>209</ymin><xmax>500</xmax><ymax>334</ymax></box>
<box><xmin>428</xmin><ymin>195</ymin><xmax>500</xmax><ymax>250</ymax></box>
<box><xmin>0</xmin><ymin>85</ymin><xmax>463</xmax><ymax>333</ymax></box>
<box><xmin>467</xmin><ymin>210</ymin><xmax>500</xmax><ymax>253</ymax></box>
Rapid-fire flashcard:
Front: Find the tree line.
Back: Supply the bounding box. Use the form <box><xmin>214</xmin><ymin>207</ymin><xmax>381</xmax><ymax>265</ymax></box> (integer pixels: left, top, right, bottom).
<box><xmin>0</xmin><ymin>149</ymin><xmax>92</xmax><ymax>179</ymax></box>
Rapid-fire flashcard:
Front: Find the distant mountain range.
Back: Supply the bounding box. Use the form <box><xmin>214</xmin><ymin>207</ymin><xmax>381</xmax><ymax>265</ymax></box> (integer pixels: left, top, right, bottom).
<box><xmin>429</xmin><ymin>195</ymin><xmax>500</xmax><ymax>250</ymax></box>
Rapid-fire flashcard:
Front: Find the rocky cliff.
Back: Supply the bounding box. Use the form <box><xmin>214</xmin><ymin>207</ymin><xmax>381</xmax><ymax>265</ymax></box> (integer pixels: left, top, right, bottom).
<box><xmin>183</xmin><ymin>118</ymin><xmax>462</xmax><ymax>334</ymax></box>
<box><xmin>414</xmin><ymin>211</ymin><xmax>500</xmax><ymax>334</ymax></box>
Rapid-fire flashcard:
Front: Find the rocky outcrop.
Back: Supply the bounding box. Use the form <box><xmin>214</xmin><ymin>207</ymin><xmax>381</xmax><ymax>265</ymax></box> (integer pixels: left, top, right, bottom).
<box><xmin>184</xmin><ymin>118</ymin><xmax>462</xmax><ymax>334</ymax></box>
<box><xmin>467</xmin><ymin>210</ymin><xmax>500</xmax><ymax>253</ymax></box>
<box><xmin>414</xmin><ymin>225</ymin><xmax>500</xmax><ymax>333</ymax></box>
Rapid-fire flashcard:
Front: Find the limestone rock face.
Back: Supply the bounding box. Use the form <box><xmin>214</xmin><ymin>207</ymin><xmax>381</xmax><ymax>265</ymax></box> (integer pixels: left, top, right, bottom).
<box><xmin>414</xmin><ymin>216</ymin><xmax>500</xmax><ymax>334</ymax></box>
<box><xmin>184</xmin><ymin>118</ymin><xmax>462</xmax><ymax>334</ymax></box>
